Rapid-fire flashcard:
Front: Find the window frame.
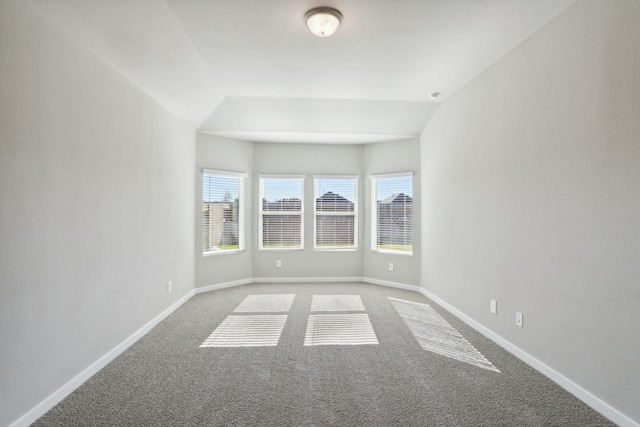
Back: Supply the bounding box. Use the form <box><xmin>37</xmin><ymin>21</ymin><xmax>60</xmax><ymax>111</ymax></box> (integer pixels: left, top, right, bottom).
<box><xmin>259</xmin><ymin>174</ymin><xmax>305</xmax><ymax>251</ymax></box>
<box><xmin>370</xmin><ymin>172</ymin><xmax>414</xmax><ymax>256</ymax></box>
<box><xmin>202</xmin><ymin>169</ymin><xmax>246</xmax><ymax>257</ymax></box>
<box><xmin>313</xmin><ymin>175</ymin><xmax>358</xmax><ymax>251</ymax></box>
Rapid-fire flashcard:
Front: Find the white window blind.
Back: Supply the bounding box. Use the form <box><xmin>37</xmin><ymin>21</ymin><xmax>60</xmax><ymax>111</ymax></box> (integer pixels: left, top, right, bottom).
<box><xmin>203</xmin><ymin>170</ymin><xmax>245</xmax><ymax>256</ymax></box>
<box><xmin>371</xmin><ymin>173</ymin><xmax>413</xmax><ymax>255</ymax></box>
<box><xmin>259</xmin><ymin>176</ymin><xmax>304</xmax><ymax>250</ymax></box>
<box><xmin>314</xmin><ymin>176</ymin><xmax>358</xmax><ymax>250</ymax></box>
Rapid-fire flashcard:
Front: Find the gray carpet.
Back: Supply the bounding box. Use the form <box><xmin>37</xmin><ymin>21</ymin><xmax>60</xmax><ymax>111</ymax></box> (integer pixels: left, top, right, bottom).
<box><xmin>33</xmin><ymin>282</ymin><xmax>615</xmax><ymax>426</ymax></box>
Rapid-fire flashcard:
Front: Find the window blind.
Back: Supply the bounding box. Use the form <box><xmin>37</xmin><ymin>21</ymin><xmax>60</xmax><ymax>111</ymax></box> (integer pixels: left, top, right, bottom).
<box><xmin>314</xmin><ymin>176</ymin><xmax>358</xmax><ymax>250</ymax></box>
<box><xmin>203</xmin><ymin>170</ymin><xmax>245</xmax><ymax>256</ymax></box>
<box><xmin>259</xmin><ymin>176</ymin><xmax>305</xmax><ymax>250</ymax></box>
<box><xmin>371</xmin><ymin>173</ymin><xmax>413</xmax><ymax>255</ymax></box>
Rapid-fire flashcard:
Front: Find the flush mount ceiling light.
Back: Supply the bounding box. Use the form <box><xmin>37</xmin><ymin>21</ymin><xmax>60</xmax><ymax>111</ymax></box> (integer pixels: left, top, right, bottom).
<box><xmin>305</xmin><ymin>7</ymin><xmax>343</xmax><ymax>37</ymax></box>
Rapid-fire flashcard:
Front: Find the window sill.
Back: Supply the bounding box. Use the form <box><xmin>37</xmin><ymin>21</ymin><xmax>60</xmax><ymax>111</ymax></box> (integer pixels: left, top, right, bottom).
<box><xmin>372</xmin><ymin>249</ymin><xmax>413</xmax><ymax>256</ymax></box>
<box><xmin>313</xmin><ymin>247</ymin><xmax>358</xmax><ymax>252</ymax></box>
<box><xmin>258</xmin><ymin>247</ymin><xmax>305</xmax><ymax>252</ymax></box>
<box><xmin>203</xmin><ymin>249</ymin><xmax>245</xmax><ymax>257</ymax></box>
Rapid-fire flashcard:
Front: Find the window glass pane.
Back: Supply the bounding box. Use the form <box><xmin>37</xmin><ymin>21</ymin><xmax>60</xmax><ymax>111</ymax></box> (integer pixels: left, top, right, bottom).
<box><xmin>314</xmin><ymin>177</ymin><xmax>357</xmax><ymax>249</ymax></box>
<box><xmin>203</xmin><ymin>171</ymin><xmax>244</xmax><ymax>255</ymax></box>
<box><xmin>262</xmin><ymin>214</ymin><xmax>302</xmax><ymax>248</ymax></box>
<box><xmin>371</xmin><ymin>174</ymin><xmax>413</xmax><ymax>254</ymax></box>
<box><xmin>260</xmin><ymin>176</ymin><xmax>304</xmax><ymax>250</ymax></box>
<box><xmin>316</xmin><ymin>215</ymin><xmax>355</xmax><ymax>247</ymax></box>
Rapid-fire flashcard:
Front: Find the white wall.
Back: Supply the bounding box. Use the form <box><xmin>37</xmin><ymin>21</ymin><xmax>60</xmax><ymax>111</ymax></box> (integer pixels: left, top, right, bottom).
<box><xmin>252</xmin><ymin>143</ymin><xmax>365</xmax><ymax>280</ymax></box>
<box><xmin>420</xmin><ymin>0</ymin><xmax>640</xmax><ymax>423</ymax></box>
<box><xmin>195</xmin><ymin>134</ymin><xmax>253</xmax><ymax>288</ymax></box>
<box><xmin>364</xmin><ymin>138</ymin><xmax>421</xmax><ymax>287</ymax></box>
<box><xmin>195</xmin><ymin>140</ymin><xmax>422</xmax><ymax>287</ymax></box>
<box><xmin>0</xmin><ymin>2</ymin><xmax>195</xmax><ymax>426</ymax></box>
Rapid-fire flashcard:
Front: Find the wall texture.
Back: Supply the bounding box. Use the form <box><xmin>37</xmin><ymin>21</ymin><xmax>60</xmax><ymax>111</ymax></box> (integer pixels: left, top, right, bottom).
<box><xmin>195</xmin><ymin>134</ymin><xmax>253</xmax><ymax>288</ymax></box>
<box><xmin>364</xmin><ymin>138</ymin><xmax>421</xmax><ymax>287</ymax></box>
<box><xmin>0</xmin><ymin>1</ymin><xmax>195</xmax><ymax>425</ymax></box>
<box><xmin>420</xmin><ymin>0</ymin><xmax>640</xmax><ymax>423</ymax></box>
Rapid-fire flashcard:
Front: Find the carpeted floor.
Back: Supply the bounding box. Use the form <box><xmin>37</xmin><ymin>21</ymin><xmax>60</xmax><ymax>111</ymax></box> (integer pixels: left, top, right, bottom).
<box><xmin>33</xmin><ymin>282</ymin><xmax>615</xmax><ymax>426</ymax></box>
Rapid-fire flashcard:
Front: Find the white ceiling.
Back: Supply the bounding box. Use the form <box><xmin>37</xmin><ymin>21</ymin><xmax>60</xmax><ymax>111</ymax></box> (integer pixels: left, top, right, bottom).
<box><xmin>30</xmin><ymin>0</ymin><xmax>575</xmax><ymax>144</ymax></box>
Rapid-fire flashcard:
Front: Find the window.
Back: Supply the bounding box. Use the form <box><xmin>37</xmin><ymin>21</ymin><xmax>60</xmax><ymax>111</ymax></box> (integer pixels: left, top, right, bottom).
<box><xmin>314</xmin><ymin>176</ymin><xmax>358</xmax><ymax>250</ymax></box>
<box><xmin>259</xmin><ymin>176</ymin><xmax>305</xmax><ymax>250</ymax></box>
<box><xmin>202</xmin><ymin>170</ymin><xmax>245</xmax><ymax>256</ymax></box>
<box><xmin>371</xmin><ymin>173</ymin><xmax>413</xmax><ymax>255</ymax></box>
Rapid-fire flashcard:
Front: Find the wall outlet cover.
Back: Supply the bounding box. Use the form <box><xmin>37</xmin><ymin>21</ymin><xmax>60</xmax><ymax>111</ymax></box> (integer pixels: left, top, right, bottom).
<box><xmin>516</xmin><ymin>311</ymin><xmax>523</xmax><ymax>327</ymax></box>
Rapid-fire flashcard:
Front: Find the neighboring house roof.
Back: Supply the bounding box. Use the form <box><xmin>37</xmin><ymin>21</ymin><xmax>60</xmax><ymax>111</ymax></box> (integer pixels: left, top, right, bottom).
<box><xmin>379</xmin><ymin>193</ymin><xmax>412</xmax><ymax>204</ymax></box>
<box><xmin>316</xmin><ymin>191</ymin><xmax>354</xmax><ymax>211</ymax></box>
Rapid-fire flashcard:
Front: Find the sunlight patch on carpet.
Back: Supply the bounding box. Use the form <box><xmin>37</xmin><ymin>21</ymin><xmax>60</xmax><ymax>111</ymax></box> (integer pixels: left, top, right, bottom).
<box><xmin>304</xmin><ymin>314</ymin><xmax>379</xmax><ymax>346</ymax></box>
<box><xmin>233</xmin><ymin>294</ymin><xmax>295</xmax><ymax>313</ymax></box>
<box><xmin>310</xmin><ymin>295</ymin><xmax>365</xmax><ymax>312</ymax></box>
<box><xmin>389</xmin><ymin>297</ymin><xmax>500</xmax><ymax>372</ymax></box>
<box><xmin>200</xmin><ymin>315</ymin><xmax>288</xmax><ymax>347</ymax></box>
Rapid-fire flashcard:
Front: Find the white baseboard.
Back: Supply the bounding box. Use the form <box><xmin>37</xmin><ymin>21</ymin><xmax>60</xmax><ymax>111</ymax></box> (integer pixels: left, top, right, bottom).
<box><xmin>12</xmin><ymin>277</ymin><xmax>416</xmax><ymax>426</ymax></box>
<box><xmin>362</xmin><ymin>277</ymin><xmax>420</xmax><ymax>292</ymax></box>
<box><xmin>193</xmin><ymin>277</ymin><xmax>418</xmax><ymax>294</ymax></box>
<box><xmin>195</xmin><ymin>278</ymin><xmax>253</xmax><ymax>294</ymax></box>
<box><xmin>18</xmin><ymin>281</ymin><xmax>631</xmax><ymax>427</ymax></box>
<box><xmin>252</xmin><ymin>276</ymin><xmax>364</xmax><ymax>284</ymax></box>
<box><xmin>9</xmin><ymin>289</ymin><xmax>195</xmax><ymax>427</ymax></box>
<box><xmin>418</xmin><ymin>287</ymin><xmax>639</xmax><ymax>427</ymax></box>
<box><xmin>193</xmin><ymin>276</ymin><xmax>419</xmax><ymax>295</ymax></box>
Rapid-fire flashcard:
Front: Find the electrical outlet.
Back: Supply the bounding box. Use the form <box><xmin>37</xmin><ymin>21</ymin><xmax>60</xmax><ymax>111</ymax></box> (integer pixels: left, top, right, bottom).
<box><xmin>389</xmin><ymin>263</ymin><xmax>394</xmax><ymax>272</ymax></box>
<box><xmin>490</xmin><ymin>299</ymin><xmax>497</xmax><ymax>314</ymax></box>
<box><xmin>276</xmin><ymin>260</ymin><xmax>282</xmax><ymax>268</ymax></box>
<box><xmin>516</xmin><ymin>311</ymin><xmax>523</xmax><ymax>327</ymax></box>
<box><xmin>167</xmin><ymin>281</ymin><xmax>172</xmax><ymax>293</ymax></box>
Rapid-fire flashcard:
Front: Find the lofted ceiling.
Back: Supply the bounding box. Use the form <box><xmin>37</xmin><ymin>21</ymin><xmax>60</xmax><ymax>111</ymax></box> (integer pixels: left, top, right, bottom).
<box><xmin>30</xmin><ymin>0</ymin><xmax>575</xmax><ymax>144</ymax></box>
